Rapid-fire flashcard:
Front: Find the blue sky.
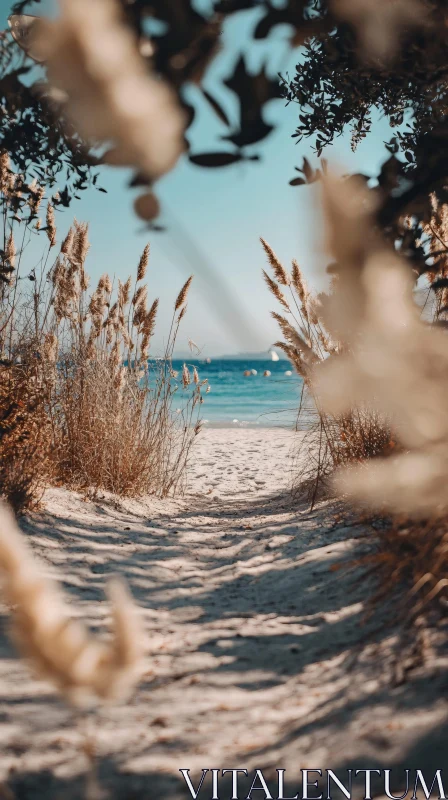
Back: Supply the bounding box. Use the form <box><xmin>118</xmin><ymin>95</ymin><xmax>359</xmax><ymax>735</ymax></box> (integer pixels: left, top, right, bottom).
<box><xmin>3</xmin><ymin>1</ymin><xmax>393</xmax><ymax>356</ymax></box>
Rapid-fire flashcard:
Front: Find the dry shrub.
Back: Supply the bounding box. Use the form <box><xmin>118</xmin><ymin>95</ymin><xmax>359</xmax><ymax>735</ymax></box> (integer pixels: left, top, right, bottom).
<box><xmin>46</xmin><ymin>232</ymin><xmax>203</xmax><ymax>498</ymax></box>
<box><xmin>0</xmin><ymin>361</ymin><xmax>52</xmax><ymax>513</ymax></box>
<box><xmin>356</xmin><ymin>515</ymin><xmax>448</xmax><ymax>618</ymax></box>
<box><xmin>0</xmin><ymin>156</ymin><xmax>56</xmax><ymax>512</ymax></box>
<box><xmin>261</xmin><ymin>237</ymin><xmax>393</xmax><ymax>505</ymax></box>
<box><xmin>308</xmin><ymin>173</ymin><xmax>448</xmax><ymax>613</ymax></box>
<box><xmin>51</xmin><ymin>265</ymin><xmax>203</xmax><ymax>497</ymax></box>
<box><xmin>316</xmin><ymin>176</ymin><xmax>448</xmax><ymax>516</ymax></box>
<box><xmin>263</xmin><ymin>187</ymin><xmax>448</xmax><ymax>614</ymax></box>
<box><xmin>54</xmin><ymin>355</ymin><xmax>165</xmax><ymax>496</ymax></box>
<box><xmin>0</xmin><ymin>155</ymin><xmax>203</xmax><ymax>502</ymax></box>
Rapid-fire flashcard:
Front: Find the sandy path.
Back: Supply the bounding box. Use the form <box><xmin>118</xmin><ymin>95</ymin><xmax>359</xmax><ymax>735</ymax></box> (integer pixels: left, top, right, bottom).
<box><xmin>0</xmin><ymin>429</ymin><xmax>446</xmax><ymax>798</ymax></box>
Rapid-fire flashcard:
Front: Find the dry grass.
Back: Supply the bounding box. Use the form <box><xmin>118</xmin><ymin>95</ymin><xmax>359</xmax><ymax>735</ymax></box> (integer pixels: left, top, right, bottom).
<box><xmin>0</xmin><ymin>360</ymin><xmax>52</xmax><ymax>513</ymax></box>
<box><xmin>0</xmin><ymin>156</ymin><xmax>157</xmax><ymax>789</ymax></box>
<box><xmin>47</xmin><ymin>228</ymin><xmax>203</xmax><ymax>497</ymax></box>
<box><xmin>0</xmin><ymin>157</ymin><xmax>55</xmax><ymax>512</ymax></box>
<box><xmin>261</xmin><ymin>237</ymin><xmax>393</xmax><ymax>506</ymax></box>
<box><xmin>262</xmin><ymin>220</ymin><xmax>448</xmax><ymax>618</ymax></box>
<box><xmin>0</xmin><ymin>155</ymin><xmax>204</xmax><ymax>506</ymax></box>
<box><xmin>262</xmin><ymin>185</ymin><xmax>448</xmax><ymax>616</ymax></box>
<box><xmin>310</xmin><ymin>173</ymin><xmax>448</xmax><ymax>617</ymax></box>
<box><xmin>355</xmin><ymin>514</ymin><xmax>448</xmax><ymax>619</ymax></box>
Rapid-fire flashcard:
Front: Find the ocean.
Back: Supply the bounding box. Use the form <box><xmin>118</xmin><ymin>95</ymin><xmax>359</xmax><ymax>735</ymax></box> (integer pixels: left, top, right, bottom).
<box><xmin>171</xmin><ymin>359</ymin><xmax>303</xmax><ymax>428</ymax></box>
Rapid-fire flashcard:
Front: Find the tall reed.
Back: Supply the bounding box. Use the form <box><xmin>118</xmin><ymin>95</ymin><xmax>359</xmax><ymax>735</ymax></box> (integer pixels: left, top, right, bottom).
<box><xmin>0</xmin><ymin>154</ymin><xmax>204</xmax><ymax>505</ymax></box>
<box><xmin>261</xmin><ymin>237</ymin><xmax>393</xmax><ymax>505</ymax></box>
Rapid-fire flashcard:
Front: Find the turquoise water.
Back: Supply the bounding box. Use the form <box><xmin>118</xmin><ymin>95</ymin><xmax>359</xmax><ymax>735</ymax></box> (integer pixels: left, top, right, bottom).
<box><xmin>171</xmin><ymin>359</ymin><xmax>303</xmax><ymax>428</ymax></box>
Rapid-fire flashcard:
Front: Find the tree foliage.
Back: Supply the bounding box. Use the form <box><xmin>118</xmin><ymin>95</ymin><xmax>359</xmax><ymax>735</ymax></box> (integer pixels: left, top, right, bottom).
<box><xmin>2</xmin><ymin>0</ymin><xmax>448</xmax><ymax>273</ymax></box>
<box><xmin>281</xmin><ymin>0</ymin><xmax>448</xmax><ymax>276</ymax></box>
<box><xmin>0</xmin><ymin>22</ymin><xmax>99</xmax><ymax>212</ymax></box>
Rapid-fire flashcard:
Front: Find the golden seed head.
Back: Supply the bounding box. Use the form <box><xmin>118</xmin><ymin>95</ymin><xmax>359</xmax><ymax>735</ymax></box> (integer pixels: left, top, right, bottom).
<box><xmin>72</xmin><ymin>221</ymin><xmax>90</xmax><ymax>266</ymax></box>
<box><xmin>103</xmin><ymin>274</ymin><xmax>112</xmax><ymax>295</ymax></box>
<box><xmin>292</xmin><ymin>259</ymin><xmax>308</xmax><ymax>305</ymax></box>
<box><xmin>28</xmin><ymin>183</ymin><xmax>45</xmax><ymax>215</ymax></box>
<box><xmin>182</xmin><ymin>364</ymin><xmax>191</xmax><ymax>388</ymax></box>
<box><xmin>271</xmin><ymin>312</ymin><xmax>315</xmax><ymax>362</ymax></box>
<box><xmin>132</xmin><ymin>285</ymin><xmax>147</xmax><ymax>307</ymax></box>
<box><xmin>0</xmin><ymin>504</ymin><xmax>143</xmax><ymax>707</ymax></box>
<box><xmin>260</xmin><ymin>238</ymin><xmax>290</xmax><ymax>286</ymax></box>
<box><xmin>0</xmin><ymin>152</ymin><xmax>10</xmax><ymax>194</ymax></box>
<box><xmin>262</xmin><ymin>269</ymin><xmax>289</xmax><ymax>310</ymax></box>
<box><xmin>46</xmin><ymin>204</ymin><xmax>56</xmax><ymax>247</ymax></box>
<box><xmin>47</xmin><ymin>203</ymin><xmax>56</xmax><ymax>247</ymax></box>
<box><xmin>175</xmin><ymin>275</ymin><xmax>193</xmax><ymax>311</ymax></box>
<box><xmin>177</xmin><ymin>304</ymin><xmax>187</xmax><ymax>323</ymax></box>
<box><xmin>61</xmin><ymin>228</ymin><xmax>75</xmax><ymax>262</ymax></box>
<box><xmin>5</xmin><ymin>233</ymin><xmax>16</xmax><ymax>268</ymax></box>
<box><xmin>143</xmin><ymin>298</ymin><xmax>159</xmax><ymax>338</ymax></box>
<box><xmin>137</xmin><ymin>244</ymin><xmax>149</xmax><ymax>282</ymax></box>
<box><xmin>119</xmin><ymin>276</ymin><xmax>132</xmax><ymax>307</ymax></box>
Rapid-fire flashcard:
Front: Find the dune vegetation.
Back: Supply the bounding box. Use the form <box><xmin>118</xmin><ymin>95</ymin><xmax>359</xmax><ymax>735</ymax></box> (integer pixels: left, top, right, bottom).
<box><xmin>0</xmin><ymin>155</ymin><xmax>205</xmax><ymax>510</ymax></box>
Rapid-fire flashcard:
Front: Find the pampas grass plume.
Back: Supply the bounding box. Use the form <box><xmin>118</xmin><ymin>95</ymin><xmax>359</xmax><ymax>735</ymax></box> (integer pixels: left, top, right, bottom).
<box><xmin>5</xmin><ymin>233</ymin><xmax>16</xmax><ymax>269</ymax></box>
<box><xmin>262</xmin><ymin>269</ymin><xmax>289</xmax><ymax>310</ymax></box>
<box><xmin>182</xmin><ymin>364</ymin><xmax>191</xmax><ymax>388</ymax></box>
<box><xmin>0</xmin><ymin>502</ymin><xmax>143</xmax><ymax>707</ymax></box>
<box><xmin>175</xmin><ymin>276</ymin><xmax>193</xmax><ymax>311</ymax></box>
<box><xmin>61</xmin><ymin>226</ymin><xmax>75</xmax><ymax>257</ymax></box>
<box><xmin>137</xmin><ymin>244</ymin><xmax>149</xmax><ymax>282</ymax></box>
<box><xmin>143</xmin><ymin>298</ymin><xmax>158</xmax><ymax>338</ymax></box>
<box><xmin>260</xmin><ymin>238</ymin><xmax>290</xmax><ymax>286</ymax></box>
<box><xmin>291</xmin><ymin>259</ymin><xmax>308</xmax><ymax>304</ymax></box>
<box><xmin>46</xmin><ymin>204</ymin><xmax>57</xmax><ymax>248</ymax></box>
<box><xmin>72</xmin><ymin>221</ymin><xmax>90</xmax><ymax>267</ymax></box>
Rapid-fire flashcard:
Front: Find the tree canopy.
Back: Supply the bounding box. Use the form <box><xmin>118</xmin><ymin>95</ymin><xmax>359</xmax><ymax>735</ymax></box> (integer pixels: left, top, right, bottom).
<box><xmin>2</xmin><ymin>0</ymin><xmax>448</xmax><ymax>272</ymax></box>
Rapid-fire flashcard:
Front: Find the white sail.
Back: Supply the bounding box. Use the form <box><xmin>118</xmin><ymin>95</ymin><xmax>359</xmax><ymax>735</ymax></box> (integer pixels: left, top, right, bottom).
<box><xmin>270</xmin><ymin>349</ymin><xmax>280</xmax><ymax>362</ymax></box>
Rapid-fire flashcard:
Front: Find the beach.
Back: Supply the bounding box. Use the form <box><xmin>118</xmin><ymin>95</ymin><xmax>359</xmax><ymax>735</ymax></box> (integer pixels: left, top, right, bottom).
<box><xmin>1</xmin><ymin>2</ymin><xmax>447</xmax><ymax>797</ymax></box>
<box><xmin>0</xmin><ymin>428</ymin><xmax>445</xmax><ymax>798</ymax></box>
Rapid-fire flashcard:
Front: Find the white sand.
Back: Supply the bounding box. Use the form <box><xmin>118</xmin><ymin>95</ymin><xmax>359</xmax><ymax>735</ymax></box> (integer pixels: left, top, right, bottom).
<box><xmin>0</xmin><ymin>428</ymin><xmax>445</xmax><ymax>798</ymax></box>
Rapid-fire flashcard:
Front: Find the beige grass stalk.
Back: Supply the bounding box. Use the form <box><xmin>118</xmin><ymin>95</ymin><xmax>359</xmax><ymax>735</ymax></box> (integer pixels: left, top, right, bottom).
<box><xmin>262</xmin><ymin>234</ymin><xmax>391</xmax><ymax>506</ymax></box>
<box><xmin>314</xmin><ymin>174</ymin><xmax>448</xmax><ymax>516</ymax></box>
<box><xmin>182</xmin><ymin>364</ymin><xmax>191</xmax><ymax>388</ymax></box>
<box><xmin>175</xmin><ymin>275</ymin><xmax>193</xmax><ymax>311</ymax></box>
<box><xmin>46</xmin><ymin>204</ymin><xmax>57</xmax><ymax>248</ymax></box>
<box><xmin>0</xmin><ymin>172</ymin><xmax>202</xmax><ymax>503</ymax></box>
<box><xmin>61</xmin><ymin>226</ymin><xmax>74</xmax><ymax>256</ymax></box>
<box><xmin>72</xmin><ymin>221</ymin><xmax>90</xmax><ymax>267</ymax></box>
<box><xmin>143</xmin><ymin>298</ymin><xmax>158</xmax><ymax>338</ymax></box>
<box><xmin>5</xmin><ymin>233</ymin><xmax>15</xmax><ymax>268</ymax></box>
<box><xmin>260</xmin><ymin>238</ymin><xmax>290</xmax><ymax>285</ymax></box>
<box><xmin>262</xmin><ymin>269</ymin><xmax>290</xmax><ymax>310</ymax></box>
<box><xmin>137</xmin><ymin>244</ymin><xmax>149</xmax><ymax>282</ymax></box>
<box><xmin>0</xmin><ymin>502</ymin><xmax>143</xmax><ymax>707</ymax></box>
<box><xmin>291</xmin><ymin>259</ymin><xmax>309</xmax><ymax>305</ymax></box>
